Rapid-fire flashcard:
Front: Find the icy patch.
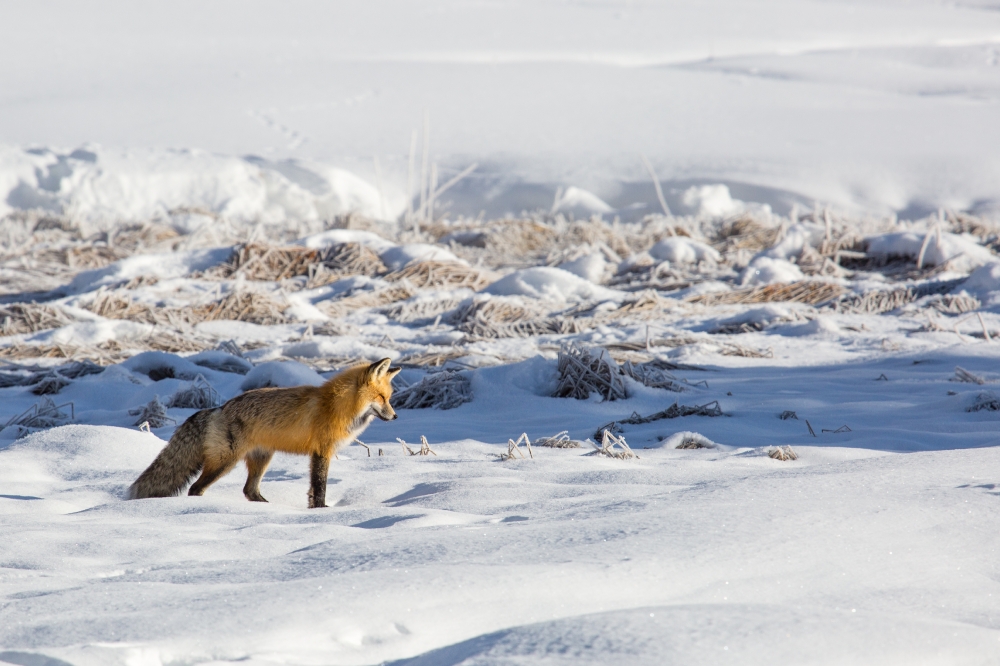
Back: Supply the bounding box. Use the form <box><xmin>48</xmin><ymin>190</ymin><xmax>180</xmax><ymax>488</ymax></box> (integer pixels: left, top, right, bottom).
<box><xmin>484</xmin><ymin>267</ymin><xmax>622</xmax><ymax>302</ymax></box>
<box><xmin>740</xmin><ymin>257</ymin><xmax>804</xmax><ymax>286</ymax></box>
<box><xmin>649</xmin><ymin>237</ymin><xmax>721</xmax><ymax>264</ymax></box>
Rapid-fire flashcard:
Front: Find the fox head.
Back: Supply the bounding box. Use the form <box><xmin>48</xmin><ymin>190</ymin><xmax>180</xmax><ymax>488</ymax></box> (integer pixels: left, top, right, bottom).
<box><xmin>359</xmin><ymin>357</ymin><xmax>401</xmax><ymax>421</ymax></box>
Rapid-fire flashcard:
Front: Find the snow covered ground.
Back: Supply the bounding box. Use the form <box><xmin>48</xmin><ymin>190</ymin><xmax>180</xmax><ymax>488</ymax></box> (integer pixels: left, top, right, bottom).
<box><xmin>3</xmin><ymin>1</ymin><xmax>1000</xmax><ymax>664</ymax></box>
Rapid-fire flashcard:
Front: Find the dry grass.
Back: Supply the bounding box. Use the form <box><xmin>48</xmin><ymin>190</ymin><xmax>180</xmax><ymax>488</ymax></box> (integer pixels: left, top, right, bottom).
<box><xmin>588</xmin><ymin>430</ymin><xmax>638</xmax><ymax>459</ymax></box>
<box><xmin>385</xmin><ymin>260</ymin><xmax>494</xmax><ymax>291</ymax></box>
<box><xmin>500</xmin><ymin>433</ymin><xmax>534</xmax><ymax>461</ymax></box>
<box><xmin>396</xmin><ymin>348</ymin><xmax>470</xmax><ymax>368</ymax></box>
<box><xmin>594</xmin><ymin>401</ymin><xmax>725</xmax><ymax>440</ymax></box>
<box><xmin>0</xmin><ymin>303</ymin><xmax>76</xmax><ymax>336</ymax></box>
<box><xmin>192</xmin><ymin>290</ymin><xmax>288</xmax><ymax>325</ymax></box>
<box><xmin>554</xmin><ymin>344</ymin><xmax>627</xmax><ymax>401</ymax></box>
<box><xmin>769</xmin><ymin>445</ymin><xmax>798</xmax><ymax>461</ymax></box>
<box><xmin>689</xmin><ymin>281</ymin><xmax>844</xmax><ymax>307</ymax></box>
<box><xmin>712</xmin><ymin>216</ymin><xmax>782</xmax><ymax>254</ymax></box>
<box><xmin>381</xmin><ymin>296</ymin><xmax>465</xmax><ymax>323</ymax></box>
<box><xmin>129</xmin><ymin>396</ymin><xmax>176</xmax><ymax>428</ymax></box>
<box><xmin>393</xmin><ymin>370</ymin><xmax>473</xmax><ymax>410</ymax></box>
<box><xmin>203</xmin><ymin>241</ymin><xmax>387</xmax><ymax>285</ymax></box>
<box><xmin>534</xmin><ymin>431</ymin><xmax>583</xmax><ymax>448</ymax></box>
<box><xmin>319</xmin><ymin>284</ymin><xmax>415</xmax><ymax>319</ymax></box>
<box><xmin>453</xmin><ymin>297</ymin><xmax>591</xmax><ymax>339</ymax></box>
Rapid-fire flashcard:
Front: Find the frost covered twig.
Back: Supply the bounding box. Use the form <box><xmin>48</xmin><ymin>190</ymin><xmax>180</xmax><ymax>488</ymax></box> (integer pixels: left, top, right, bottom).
<box><xmin>534</xmin><ymin>431</ymin><xmax>582</xmax><ymax>448</ymax></box>
<box><xmin>588</xmin><ymin>430</ymin><xmax>638</xmax><ymax>459</ymax></box>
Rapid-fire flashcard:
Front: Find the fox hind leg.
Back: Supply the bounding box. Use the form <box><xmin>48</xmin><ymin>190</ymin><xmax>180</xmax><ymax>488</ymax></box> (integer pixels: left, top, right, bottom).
<box><xmin>188</xmin><ymin>450</ymin><xmax>240</xmax><ymax>497</ymax></box>
<box><xmin>307</xmin><ymin>452</ymin><xmax>331</xmax><ymax>509</ymax></box>
<box><xmin>243</xmin><ymin>449</ymin><xmax>274</xmax><ymax>502</ymax></box>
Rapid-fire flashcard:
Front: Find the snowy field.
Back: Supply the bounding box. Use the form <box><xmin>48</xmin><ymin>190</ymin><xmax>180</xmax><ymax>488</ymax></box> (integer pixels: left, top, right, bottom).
<box><xmin>3</xmin><ymin>1</ymin><xmax>1000</xmax><ymax>665</ymax></box>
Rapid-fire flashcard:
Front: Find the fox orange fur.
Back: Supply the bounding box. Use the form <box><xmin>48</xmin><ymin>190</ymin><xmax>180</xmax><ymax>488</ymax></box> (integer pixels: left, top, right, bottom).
<box><xmin>127</xmin><ymin>358</ymin><xmax>400</xmax><ymax>508</ymax></box>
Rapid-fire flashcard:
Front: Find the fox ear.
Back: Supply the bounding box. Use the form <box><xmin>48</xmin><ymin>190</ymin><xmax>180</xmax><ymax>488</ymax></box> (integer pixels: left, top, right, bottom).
<box><xmin>387</xmin><ymin>366</ymin><xmax>402</xmax><ymax>379</ymax></box>
<box><xmin>365</xmin><ymin>357</ymin><xmax>393</xmax><ymax>381</ymax></box>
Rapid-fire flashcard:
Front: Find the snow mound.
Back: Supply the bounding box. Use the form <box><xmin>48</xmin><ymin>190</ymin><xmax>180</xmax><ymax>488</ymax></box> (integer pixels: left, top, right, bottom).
<box><xmin>760</xmin><ymin>222</ymin><xmax>826</xmax><ymax>261</ymax></box>
<box><xmin>865</xmin><ymin>231</ymin><xmax>995</xmax><ymax>273</ymax></box>
<box><xmin>649</xmin><ymin>237</ymin><xmax>720</xmax><ymax>264</ymax></box>
<box><xmin>740</xmin><ymin>257</ymin><xmax>804</xmax><ymax>286</ymax></box>
<box><xmin>557</xmin><ymin>254</ymin><xmax>608</xmax><ymax>283</ymax></box>
<box><xmin>380</xmin><ymin>244</ymin><xmax>464</xmax><ymax>272</ymax></box>
<box><xmin>957</xmin><ymin>262</ymin><xmax>1000</xmax><ymax>304</ymax></box>
<box><xmin>484</xmin><ymin>267</ymin><xmax>622</xmax><ymax>302</ymax></box>
<box><xmin>552</xmin><ymin>186</ymin><xmax>614</xmax><ymax>217</ymax></box>
<box><xmin>122</xmin><ymin>351</ymin><xmax>208</xmax><ymax>381</ymax></box>
<box><xmin>682</xmin><ymin>184</ymin><xmax>743</xmax><ymax>217</ymax></box>
<box><xmin>64</xmin><ymin>247</ymin><xmax>232</xmax><ymax>294</ymax></box>
<box><xmin>660</xmin><ymin>431</ymin><xmax>721</xmax><ymax>449</ymax></box>
<box><xmin>711</xmin><ymin>304</ymin><xmax>803</xmax><ymax>330</ymax></box>
<box><xmin>298</xmin><ymin>229</ymin><xmax>396</xmax><ymax>254</ymax></box>
<box><xmin>240</xmin><ymin>360</ymin><xmax>325</xmax><ymax>391</ymax></box>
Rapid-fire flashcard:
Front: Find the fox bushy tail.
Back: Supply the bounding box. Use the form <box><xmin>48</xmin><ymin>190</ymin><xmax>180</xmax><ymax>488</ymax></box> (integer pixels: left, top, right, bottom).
<box><xmin>127</xmin><ymin>409</ymin><xmax>212</xmax><ymax>499</ymax></box>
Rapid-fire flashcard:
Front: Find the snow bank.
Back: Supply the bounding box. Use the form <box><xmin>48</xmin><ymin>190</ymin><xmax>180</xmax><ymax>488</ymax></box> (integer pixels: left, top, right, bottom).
<box><xmin>648</xmin><ymin>237</ymin><xmax>720</xmax><ymax>264</ymax></box>
<box><xmin>740</xmin><ymin>257</ymin><xmax>804</xmax><ymax>286</ymax></box>
<box><xmin>866</xmin><ymin>231</ymin><xmax>995</xmax><ymax>273</ymax></box>
<box><xmin>240</xmin><ymin>360</ymin><xmax>325</xmax><ymax>390</ymax></box>
<box><xmin>484</xmin><ymin>267</ymin><xmax>622</xmax><ymax>302</ymax></box>
<box><xmin>0</xmin><ymin>147</ymin><xmax>398</xmax><ymax>225</ymax></box>
<box><xmin>380</xmin><ymin>244</ymin><xmax>463</xmax><ymax>272</ymax></box>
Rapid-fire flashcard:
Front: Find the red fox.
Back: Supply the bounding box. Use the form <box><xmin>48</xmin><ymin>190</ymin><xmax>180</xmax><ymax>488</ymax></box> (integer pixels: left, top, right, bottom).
<box><xmin>127</xmin><ymin>358</ymin><xmax>400</xmax><ymax>508</ymax></box>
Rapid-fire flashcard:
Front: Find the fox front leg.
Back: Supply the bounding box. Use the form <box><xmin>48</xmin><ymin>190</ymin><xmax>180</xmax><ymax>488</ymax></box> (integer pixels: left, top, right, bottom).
<box><xmin>307</xmin><ymin>452</ymin><xmax>331</xmax><ymax>508</ymax></box>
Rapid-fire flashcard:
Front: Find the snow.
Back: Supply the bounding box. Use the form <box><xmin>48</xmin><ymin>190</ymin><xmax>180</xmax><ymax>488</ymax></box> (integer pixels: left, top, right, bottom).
<box><xmin>63</xmin><ymin>248</ymin><xmax>232</xmax><ymax>294</ymax></box>
<box><xmin>298</xmin><ymin>229</ymin><xmax>397</xmax><ymax>254</ymax></box>
<box><xmin>760</xmin><ymin>222</ymin><xmax>826</xmax><ymax>261</ymax></box>
<box><xmin>240</xmin><ymin>360</ymin><xmax>326</xmax><ymax>391</ymax></box>
<box><xmin>957</xmin><ymin>261</ymin><xmax>1000</xmax><ymax>305</ymax></box>
<box><xmin>740</xmin><ymin>256</ymin><xmax>805</xmax><ymax>286</ymax></box>
<box><xmin>681</xmin><ymin>184</ymin><xmax>744</xmax><ymax>218</ymax></box>
<box><xmin>866</xmin><ymin>231</ymin><xmax>996</xmax><ymax>273</ymax></box>
<box><xmin>4</xmin><ymin>1</ymin><xmax>1000</xmax><ymax>662</ymax></box>
<box><xmin>379</xmin><ymin>244</ymin><xmax>464</xmax><ymax>272</ymax></box>
<box><xmin>484</xmin><ymin>267</ymin><xmax>622</xmax><ymax>303</ymax></box>
<box><xmin>556</xmin><ymin>253</ymin><xmax>608</xmax><ymax>284</ymax></box>
<box><xmin>648</xmin><ymin>237</ymin><xmax>721</xmax><ymax>264</ymax></box>
<box><xmin>5</xmin><ymin>351</ymin><xmax>1000</xmax><ymax>663</ymax></box>
<box><xmin>551</xmin><ymin>186</ymin><xmax>614</xmax><ymax>217</ymax></box>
